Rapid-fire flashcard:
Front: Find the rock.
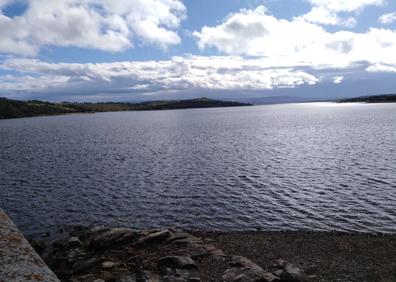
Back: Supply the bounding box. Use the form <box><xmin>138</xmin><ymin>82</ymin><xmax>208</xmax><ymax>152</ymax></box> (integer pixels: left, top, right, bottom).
<box><xmin>72</xmin><ymin>257</ymin><xmax>101</xmax><ymax>273</ymax></box>
<box><xmin>69</xmin><ymin>237</ymin><xmax>82</xmax><ymax>248</ymax></box>
<box><xmin>90</xmin><ymin>226</ymin><xmax>109</xmax><ymax>231</ymax></box>
<box><xmin>77</xmin><ymin>274</ymin><xmax>97</xmax><ymax>281</ymax></box>
<box><xmin>136</xmin><ymin>230</ymin><xmax>171</xmax><ymax>245</ymax></box>
<box><xmin>273</xmin><ymin>270</ymin><xmax>283</xmax><ymax>277</ymax></box>
<box><xmin>93</xmin><ymin>280</ymin><xmax>105</xmax><ymax>282</ymax></box>
<box><xmin>103</xmin><ymin>270</ymin><xmax>116</xmax><ymax>281</ymax></box>
<box><xmin>67</xmin><ymin>248</ymin><xmax>87</xmax><ymax>263</ymax></box>
<box><xmin>207</xmin><ymin>248</ymin><xmax>226</xmax><ymax>259</ymax></box>
<box><xmin>304</xmin><ymin>264</ymin><xmax>318</xmax><ymax>275</ymax></box>
<box><xmin>174</xmin><ymin>268</ymin><xmax>197</xmax><ymax>276</ymax></box>
<box><xmin>174</xmin><ymin>244</ymin><xmax>208</xmax><ymax>258</ymax></box>
<box><xmin>52</xmin><ymin>236</ymin><xmax>82</xmax><ymax>250</ymax></box>
<box><xmin>90</xmin><ymin>228</ymin><xmax>138</xmax><ymax>249</ymax></box>
<box><xmin>41</xmin><ymin>231</ymin><xmax>51</xmax><ymax>238</ymax></box>
<box><xmin>29</xmin><ymin>239</ymin><xmax>47</xmax><ymax>254</ymax></box>
<box><xmin>166</xmin><ymin>233</ymin><xmax>191</xmax><ymax>243</ymax></box>
<box><xmin>223</xmin><ymin>256</ymin><xmax>280</xmax><ymax>282</ymax></box>
<box><xmin>102</xmin><ymin>261</ymin><xmax>118</xmax><ymax>270</ymax></box>
<box><xmin>140</xmin><ymin>271</ymin><xmax>161</xmax><ymax>282</ymax></box>
<box><xmin>158</xmin><ymin>256</ymin><xmax>197</xmax><ymax>270</ymax></box>
<box><xmin>265</xmin><ymin>273</ymin><xmax>281</xmax><ymax>282</ymax></box>
<box><xmin>53</xmin><ymin>238</ymin><xmax>70</xmax><ymax>249</ymax></box>
<box><xmin>169</xmin><ymin>236</ymin><xmax>203</xmax><ymax>246</ymax></box>
<box><xmin>85</xmin><ymin>226</ymin><xmax>110</xmax><ymax>237</ymax></box>
<box><xmin>162</xmin><ymin>268</ymin><xmax>200</xmax><ymax>282</ymax></box>
<box><xmin>274</xmin><ymin>259</ymin><xmax>287</xmax><ymax>269</ymax></box>
<box><xmin>280</xmin><ymin>264</ymin><xmax>303</xmax><ymax>282</ymax></box>
<box><xmin>118</xmin><ymin>273</ymin><xmax>137</xmax><ymax>282</ymax></box>
<box><xmin>201</xmin><ymin>244</ymin><xmax>226</xmax><ymax>259</ymax></box>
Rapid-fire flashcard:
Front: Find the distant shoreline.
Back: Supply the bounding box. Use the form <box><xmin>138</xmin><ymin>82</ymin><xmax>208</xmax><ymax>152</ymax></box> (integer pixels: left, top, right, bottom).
<box><xmin>2</xmin><ymin>94</ymin><xmax>396</xmax><ymax>120</ymax></box>
<box><xmin>338</xmin><ymin>94</ymin><xmax>396</xmax><ymax>103</ymax></box>
<box><xmin>0</xmin><ymin>97</ymin><xmax>250</xmax><ymax>120</ymax></box>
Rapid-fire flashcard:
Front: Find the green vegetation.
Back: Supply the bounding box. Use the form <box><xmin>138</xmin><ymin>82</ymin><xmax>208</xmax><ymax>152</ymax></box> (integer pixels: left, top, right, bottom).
<box><xmin>338</xmin><ymin>94</ymin><xmax>396</xmax><ymax>103</ymax></box>
<box><xmin>0</xmin><ymin>98</ymin><xmax>84</xmax><ymax>119</ymax></box>
<box><xmin>0</xmin><ymin>97</ymin><xmax>250</xmax><ymax>119</ymax></box>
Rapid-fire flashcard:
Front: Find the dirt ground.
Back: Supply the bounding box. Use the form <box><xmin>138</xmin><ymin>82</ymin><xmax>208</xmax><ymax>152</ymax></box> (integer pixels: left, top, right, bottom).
<box><xmin>195</xmin><ymin>231</ymin><xmax>396</xmax><ymax>282</ymax></box>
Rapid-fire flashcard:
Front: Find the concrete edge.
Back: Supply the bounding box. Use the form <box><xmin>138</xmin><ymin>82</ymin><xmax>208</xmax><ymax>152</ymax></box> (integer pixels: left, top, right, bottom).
<box><xmin>0</xmin><ymin>208</ymin><xmax>60</xmax><ymax>282</ymax></box>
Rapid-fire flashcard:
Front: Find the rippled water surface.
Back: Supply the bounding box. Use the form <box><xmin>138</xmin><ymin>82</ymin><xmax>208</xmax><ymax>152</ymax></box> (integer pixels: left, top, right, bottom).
<box><xmin>1</xmin><ymin>103</ymin><xmax>396</xmax><ymax>234</ymax></box>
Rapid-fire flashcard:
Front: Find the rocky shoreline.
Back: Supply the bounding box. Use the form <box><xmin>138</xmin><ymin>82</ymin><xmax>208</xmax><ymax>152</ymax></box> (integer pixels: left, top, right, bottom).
<box><xmin>30</xmin><ymin>226</ymin><xmax>303</xmax><ymax>282</ymax></box>
<box><xmin>28</xmin><ymin>227</ymin><xmax>396</xmax><ymax>282</ymax></box>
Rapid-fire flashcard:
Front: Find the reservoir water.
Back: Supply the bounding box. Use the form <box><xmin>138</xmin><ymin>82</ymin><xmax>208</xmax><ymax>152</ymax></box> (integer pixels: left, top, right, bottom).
<box><xmin>1</xmin><ymin>103</ymin><xmax>395</xmax><ymax>234</ymax></box>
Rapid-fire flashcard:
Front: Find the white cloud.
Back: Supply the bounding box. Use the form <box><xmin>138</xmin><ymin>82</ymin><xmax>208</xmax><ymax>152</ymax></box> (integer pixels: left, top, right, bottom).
<box><xmin>366</xmin><ymin>63</ymin><xmax>396</xmax><ymax>72</ymax></box>
<box><xmin>301</xmin><ymin>7</ymin><xmax>357</xmax><ymax>27</ymax></box>
<box><xmin>194</xmin><ymin>6</ymin><xmax>396</xmax><ymax>71</ymax></box>
<box><xmin>0</xmin><ymin>74</ymin><xmax>70</xmax><ymax>91</ymax></box>
<box><xmin>379</xmin><ymin>12</ymin><xmax>396</xmax><ymax>25</ymax></box>
<box><xmin>0</xmin><ymin>56</ymin><xmax>319</xmax><ymax>96</ymax></box>
<box><xmin>0</xmin><ymin>0</ymin><xmax>186</xmax><ymax>56</ymax></box>
<box><xmin>333</xmin><ymin>76</ymin><xmax>344</xmax><ymax>84</ymax></box>
<box><xmin>307</xmin><ymin>0</ymin><xmax>384</xmax><ymax>13</ymax></box>
<box><xmin>302</xmin><ymin>0</ymin><xmax>384</xmax><ymax>27</ymax></box>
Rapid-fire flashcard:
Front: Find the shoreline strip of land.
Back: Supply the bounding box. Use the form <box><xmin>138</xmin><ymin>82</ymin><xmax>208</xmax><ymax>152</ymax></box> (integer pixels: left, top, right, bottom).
<box><xmin>0</xmin><ymin>97</ymin><xmax>250</xmax><ymax>120</ymax></box>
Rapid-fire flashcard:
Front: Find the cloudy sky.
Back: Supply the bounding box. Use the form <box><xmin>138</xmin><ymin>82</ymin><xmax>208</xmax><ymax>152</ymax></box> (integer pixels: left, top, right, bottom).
<box><xmin>1</xmin><ymin>0</ymin><xmax>396</xmax><ymax>101</ymax></box>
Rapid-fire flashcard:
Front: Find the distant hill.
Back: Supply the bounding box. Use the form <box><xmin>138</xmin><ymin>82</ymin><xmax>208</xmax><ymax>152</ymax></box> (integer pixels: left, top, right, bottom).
<box><xmin>0</xmin><ymin>98</ymin><xmax>85</xmax><ymax>119</ymax></box>
<box><xmin>0</xmin><ymin>97</ymin><xmax>250</xmax><ymax>119</ymax></box>
<box><xmin>234</xmin><ymin>96</ymin><xmax>313</xmax><ymax>105</ymax></box>
<box><xmin>339</xmin><ymin>94</ymin><xmax>396</xmax><ymax>103</ymax></box>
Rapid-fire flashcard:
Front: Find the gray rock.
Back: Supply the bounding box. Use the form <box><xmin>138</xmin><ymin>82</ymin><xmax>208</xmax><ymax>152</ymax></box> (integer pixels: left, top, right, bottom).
<box><xmin>71</xmin><ymin>226</ymin><xmax>108</xmax><ymax>240</ymax></box>
<box><xmin>207</xmin><ymin>248</ymin><xmax>226</xmax><ymax>259</ymax></box>
<box><xmin>88</xmin><ymin>226</ymin><xmax>110</xmax><ymax>235</ymax></box>
<box><xmin>169</xmin><ymin>237</ymin><xmax>204</xmax><ymax>246</ymax></box>
<box><xmin>280</xmin><ymin>264</ymin><xmax>302</xmax><ymax>282</ymax></box>
<box><xmin>272</xmin><ymin>270</ymin><xmax>283</xmax><ymax>277</ymax></box>
<box><xmin>158</xmin><ymin>256</ymin><xmax>197</xmax><ymax>270</ymax></box>
<box><xmin>102</xmin><ymin>261</ymin><xmax>118</xmax><ymax>269</ymax></box>
<box><xmin>90</xmin><ymin>228</ymin><xmax>137</xmax><ymax>249</ymax></box>
<box><xmin>76</xmin><ymin>274</ymin><xmax>97</xmax><ymax>281</ymax></box>
<box><xmin>162</xmin><ymin>268</ymin><xmax>200</xmax><ymax>282</ymax></box>
<box><xmin>103</xmin><ymin>270</ymin><xmax>115</xmax><ymax>281</ymax></box>
<box><xmin>118</xmin><ymin>273</ymin><xmax>137</xmax><ymax>282</ymax></box>
<box><xmin>29</xmin><ymin>239</ymin><xmax>47</xmax><ymax>254</ymax></box>
<box><xmin>140</xmin><ymin>271</ymin><xmax>161</xmax><ymax>282</ymax></box>
<box><xmin>166</xmin><ymin>233</ymin><xmax>191</xmax><ymax>243</ymax></box>
<box><xmin>72</xmin><ymin>257</ymin><xmax>101</xmax><ymax>273</ymax></box>
<box><xmin>136</xmin><ymin>230</ymin><xmax>171</xmax><ymax>245</ymax></box>
<box><xmin>175</xmin><ymin>245</ymin><xmax>208</xmax><ymax>258</ymax></box>
<box><xmin>274</xmin><ymin>259</ymin><xmax>287</xmax><ymax>269</ymax></box>
<box><xmin>53</xmin><ymin>238</ymin><xmax>70</xmax><ymax>249</ymax></box>
<box><xmin>67</xmin><ymin>248</ymin><xmax>87</xmax><ymax>263</ymax></box>
<box><xmin>223</xmin><ymin>256</ymin><xmax>280</xmax><ymax>282</ymax></box>
<box><xmin>69</xmin><ymin>237</ymin><xmax>82</xmax><ymax>248</ymax></box>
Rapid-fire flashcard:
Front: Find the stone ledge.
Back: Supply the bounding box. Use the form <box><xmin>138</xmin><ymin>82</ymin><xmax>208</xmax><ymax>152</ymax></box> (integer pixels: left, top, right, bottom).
<box><xmin>0</xmin><ymin>208</ymin><xmax>60</xmax><ymax>282</ymax></box>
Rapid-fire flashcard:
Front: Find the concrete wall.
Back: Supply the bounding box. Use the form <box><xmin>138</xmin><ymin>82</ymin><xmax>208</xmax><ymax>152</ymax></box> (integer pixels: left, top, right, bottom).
<box><xmin>0</xmin><ymin>208</ymin><xmax>60</xmax><ymax>282</ymax></box>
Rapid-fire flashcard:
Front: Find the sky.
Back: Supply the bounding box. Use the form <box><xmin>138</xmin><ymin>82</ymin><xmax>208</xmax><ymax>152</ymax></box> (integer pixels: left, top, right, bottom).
<box><xmin>1</xmin><ymin>0</ymin><xmax>396</xmax><ymax>102</ymax></box>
